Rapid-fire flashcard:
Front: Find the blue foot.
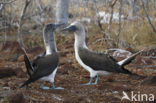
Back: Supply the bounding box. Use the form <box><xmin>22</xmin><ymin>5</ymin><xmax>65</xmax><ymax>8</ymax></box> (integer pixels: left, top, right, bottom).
<box><xmin>40</xmin><ymin>82</ymin><xmax>64</xmax><ymax>90</ymax></box>
<box><xmin>51</xmin><ymin>82</ymin><xmax>64</xmax><ymax>90</ymax></box>
<box><xmin>52</xmin><ymin>87</ymin><xmax>64</xmax><ymax>90</ymax></box>
<box><xmin>92</xmin><ymin>83</ymin><xmax>97</xmax><ymax>85</ymax></box>
<box><xmin>82</xmin><ymin>82</ymin><xmax>97</xmax><ymax>85</ymax></box>
<box><xmin>40</xmin><ymin>86</ymin><xmax>50</xmax><ymax>90</ymax></box>
<box><xmin>82</xmin><ymin>82</ymin><xmax>92</xmax><ymax>85</ymax></box>
<box><xmin>82</xmin><ymin>76</ymin><xmax>99</xmax><ymax>86</ymax></box>
<box><xmin>93</xmin><ymin>75</ymin><xmax>99</xmax><ymax>85</ymax></box>
<box><xmin>82</xmin><ymin>77</ymin><xmax>95</xmax><ymax>86</ymax></box>
<box><xmin>40</xmin><ymin>82</ymin><xmax>50</xmax><ymax>90</ymax></box>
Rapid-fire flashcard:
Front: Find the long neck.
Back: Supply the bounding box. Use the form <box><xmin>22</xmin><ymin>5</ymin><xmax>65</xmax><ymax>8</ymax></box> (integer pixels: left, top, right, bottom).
<box><xmin>43</xmin><ymin>31</ymin><xmax>57</xmax><ymax>55</ymax></box>
<box><xmin>74</xmin><ymin>30</ymin><xmax>87</xmax><ymax>51</ymax></box>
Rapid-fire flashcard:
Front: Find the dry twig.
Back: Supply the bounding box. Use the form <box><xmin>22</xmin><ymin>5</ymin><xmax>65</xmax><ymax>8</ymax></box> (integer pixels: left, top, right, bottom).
<box><xmin>141</xmin><ymin>0</ymin><xmax>156</xmax><ymax>33</ymax></box>
<box><xmin>17</xmin><ymin>0</ymin><xmax>31</xmax><ymax>48</ymax></box>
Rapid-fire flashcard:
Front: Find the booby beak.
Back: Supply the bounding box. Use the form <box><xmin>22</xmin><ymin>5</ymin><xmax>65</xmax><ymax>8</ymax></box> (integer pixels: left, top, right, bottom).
<box><xmin>61</xmin><ymin>25</ymin><xmax>77</xmax><ymax>32</ymax></box>
<box><xmin>54</xmin><ymin>23</ymin><xmax>64</xmax><ymax>30</ymax></box>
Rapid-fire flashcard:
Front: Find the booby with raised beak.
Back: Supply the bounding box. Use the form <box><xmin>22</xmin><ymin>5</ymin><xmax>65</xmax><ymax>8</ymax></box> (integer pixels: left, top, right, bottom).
<box><xmin>20</xmin><ymin>23</ymin><xmax>64</xmax><ymax>90</ymax></box>
<box><xmin>62</xmin><ymin>21</ymin><xmax>142</xmax><ymax>85</ymax></box>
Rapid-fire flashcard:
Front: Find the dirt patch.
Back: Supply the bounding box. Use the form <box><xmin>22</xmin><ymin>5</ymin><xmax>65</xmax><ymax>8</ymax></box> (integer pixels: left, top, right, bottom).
<box><xmin>1</xmin><ymin>41</ymin><xmax>23</xmax><ymax>54</ymax></box>
<box><xmin>0</xmin><ymin>40</ymin><xmax>156</xmax><ymax>102</ymax></box>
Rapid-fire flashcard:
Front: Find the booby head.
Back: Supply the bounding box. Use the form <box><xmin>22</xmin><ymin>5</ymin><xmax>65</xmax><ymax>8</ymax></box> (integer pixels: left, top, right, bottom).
<box><xmin>44</xmin><ymin>23</ymin><xmax>62</xmax><ymax>33</ymax></box>
<box><xmin>62</xmin><ymin>21</ymin><xmax>87</xmax><ymax>48</ymax></box>
<box><xmin>43</xmin><ymin>23</ymin><xmax>62</xmax><ymax>55</ymax></box>
<box><xmin>62</xmin><ymin>21</ymin><xmax>85</xmax><ymax>36</ymax></box>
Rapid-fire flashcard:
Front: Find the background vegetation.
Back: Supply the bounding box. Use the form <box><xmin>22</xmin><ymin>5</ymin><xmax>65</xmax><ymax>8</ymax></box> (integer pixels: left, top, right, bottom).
<box><xmin>0</xmin><ymin>0</ymin><xmax>156</xmax><ymax>102</ymax></box>
<box><xmin>0</xmin><ymin>0</ymin><xmax>156</xmax><ymax>50</ymax></box>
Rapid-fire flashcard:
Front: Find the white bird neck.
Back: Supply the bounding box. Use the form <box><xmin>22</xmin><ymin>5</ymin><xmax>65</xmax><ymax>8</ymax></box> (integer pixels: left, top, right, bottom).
<box><xmin>43</xmin><ymin>31</ymin><xmax>57</xmax><ymax>55</ymax></box>
<box><xmin>74</xmin><ymin>30</ymin><xmax>87</xmax><ymax>52</ymax></box>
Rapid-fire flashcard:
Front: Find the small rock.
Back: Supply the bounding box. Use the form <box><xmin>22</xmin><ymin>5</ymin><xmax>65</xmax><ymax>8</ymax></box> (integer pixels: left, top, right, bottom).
<box><xmin>3</xmin><ymin>87</ymin><xmax>10</xmax><ymax>90</ymax></box>
<box><xmin>0</xmin><ymin>67</ymin><xmax>16</xmax><ymax>78</ymax></box>
<box><xmin>112</xmin><ymin>91</ymin><xmax>119</xmax><ymax>94</ymax></box>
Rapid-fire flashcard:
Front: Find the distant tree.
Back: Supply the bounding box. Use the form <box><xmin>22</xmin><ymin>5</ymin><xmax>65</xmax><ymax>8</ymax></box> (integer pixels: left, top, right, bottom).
<box><xmin>141</xmin><ymin>0</ymin><xmax>156</xmax><ymax>33</ymax></box>
<box><xmin>56</xmin><ymin>0</ymin><xmax>69</xmax><ymax>24</ymax></box>
<box><xmin>128</xmin><ymin>0</ymin><xmax>140</xmax><ymax>18</ymax></box>
<box><xmin>18</xmin><ymin>0</ymin><xmax>31</xmax><ymax>48</ymax></box>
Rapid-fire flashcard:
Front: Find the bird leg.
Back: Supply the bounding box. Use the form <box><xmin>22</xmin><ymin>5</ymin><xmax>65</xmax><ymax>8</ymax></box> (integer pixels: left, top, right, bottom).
<box><xmin>83</xmin><ymin>75</ymin><xmax>99</xmax><ymax>85</ymax></box>
<box><xmin>51</xmin><ymin>82</ymin><xmax>64</xmax><ymax>90</ymax></box>
<box><xmin>93</xmin><ymin>75</ymin><xmax>99</xmax><ymax>85</ymax></box>
<box><xmin>82</xmin><ymin>77</ymin><xmax>94</xmax><ymax>85</ymax></box>
<box><xmin>40</xmin><ymin>82</ymin><xmax>64</xmax><ymax>90</ymax></box>
<box><xmin>40</xmin><ymin>82</ymin><xmax>50</xmax><ymax>90</ymax></box>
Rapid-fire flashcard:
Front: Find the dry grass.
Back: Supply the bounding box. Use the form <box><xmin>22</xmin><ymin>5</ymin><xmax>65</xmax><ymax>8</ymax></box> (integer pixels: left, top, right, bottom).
<box><xmin>1</xmin><ymin>0</ymin><xmax>156</xmax><ymax>50</ymax></box>
<box><xmin>122</xmin><ymin>21</ymin><xmax>156</xmax><ymax>48</ymax></box>
<box><xmin>20</xmin><ymin>20</ymin><xmax>156</xmax><ymax>50</ymax></box>
<box><xmin>68</xmin><ymin>1</ymin><xmax>156</xmax><ymax>50</ymax></box>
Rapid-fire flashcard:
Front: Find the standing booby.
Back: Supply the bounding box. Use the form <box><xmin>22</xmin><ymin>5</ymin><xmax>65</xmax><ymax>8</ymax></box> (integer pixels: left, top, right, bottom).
<box><xmin>62</xmin><ymin>21</ymin><xmax>142</xmax><ymax>85</ymax></box>
<box><xmin>20</xmin><ymin>24</ymin><xmax>64</xmax><ymax>90</ymax></box>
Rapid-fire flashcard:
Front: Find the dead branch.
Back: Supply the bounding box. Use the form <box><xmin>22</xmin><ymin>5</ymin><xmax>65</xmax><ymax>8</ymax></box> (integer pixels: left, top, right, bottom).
<box><xmin>141</xmin><ymin>0</ymin><xmax>156</xmax><ymax>33</ymax></box>
<box><xmin>117</xmin><ymin>0</ymin><xmax>123</xmax><ymax>47</ymax></box>
<box><xmin>108</xmin><ymin>0</ymin><xmax>117</xmax><ymax>34</ymax></box>
<box><xmin>0</xmin><ymin>0</ymin><xmax>17</xmax><ymax>4</ymax></box>
<box><xmin>18</xmin><ymin>0</ymin><xmax>31</xmax><ymax>48</ymax></box>
<box><xmin>107</xmin><ymin>0</ymin><xmax>118</xmax><ymax>47</ymax></box>
<box><xmin>91</xmin><ymin>38</ymin><xmax>105</xmax><ymax>45</ymax></box>
<box><xmin>94</xmin><ymin>0</ymin><xmax>114</xmax><ymax>48</ymax></box>
<box><xmin>23</xmin><ymin>5</ymin><xmax>48</xmax><ymax>20</ymax></box>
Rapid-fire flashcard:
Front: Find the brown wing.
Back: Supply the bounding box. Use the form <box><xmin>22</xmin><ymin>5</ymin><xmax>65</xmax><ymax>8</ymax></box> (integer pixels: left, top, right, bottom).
<box><xmin>21</xmin><ymin>52</ymin><xmax>59</xmax><ymax>88</ymax></box>
<box><xmin>31</xmin><ymin>52</ymin><xmax>59</xmax><ymax>81</ymax></box>
<box><xmin>78</xmin><ymin>48</ymin><xmax>131</xmax><ymax>74</ymax></box>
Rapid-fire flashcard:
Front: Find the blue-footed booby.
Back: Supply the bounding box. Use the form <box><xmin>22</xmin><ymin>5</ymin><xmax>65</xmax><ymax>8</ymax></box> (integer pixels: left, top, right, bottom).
<box><xmin>20</xmin><ymin>24</ymin><xmax>64</xmax><ymax>90</ymax></box>
<box><xmin>62</xmin><ymin>21</ymin><xmax>143</xmax><ymax>85</ymax></box>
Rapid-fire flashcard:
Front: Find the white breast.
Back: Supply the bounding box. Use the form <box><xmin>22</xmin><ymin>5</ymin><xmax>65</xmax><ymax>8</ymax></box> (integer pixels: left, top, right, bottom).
<box><xmin>75</xmin><ymin>46</ymin><xmax>110</xmax><ymax>77</ymax></box>
<box><xmin>75</xmin><ymin>46</ymin><xmax>97</xmax><ymax>77</ymax></box>
<box><xmin>74</xmin><ymin>32</ymin><xmax>110</xmax><ymax>77</ymax></box>
<box><xmin>39</xmin><ymin>67</ymin><xmax>58</xmax><ymax>83</ymax></box>
<box><xmin>75</xmin><ymin>47</ymin><xmax>91</xmax><ymax>72</ymax></box>
<box><xmin>45</xmin><ymin>45</ymin><xmax>52</xmax><ymax>55</ymax></box>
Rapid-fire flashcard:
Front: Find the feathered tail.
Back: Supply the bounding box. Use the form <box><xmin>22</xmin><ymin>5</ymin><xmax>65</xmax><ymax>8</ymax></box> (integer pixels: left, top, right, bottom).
<box><xmin>20</xmin><ymin>78</ymin><xmax>33</xmax><ymax>88</ymax></box>
<box><xmin>20</xmin><ymin>47</ymin><xmax>34</xmax><ymax>88</ymax></box>
<box><xmin>22</xmin><ymin>47</ymin><xmax>34</xmax><ymax>78</ymax></box>
<box><xmin>118</xmin><ymin>50</ymin><xmax>143</xmax><ymax>67</ymax></box>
